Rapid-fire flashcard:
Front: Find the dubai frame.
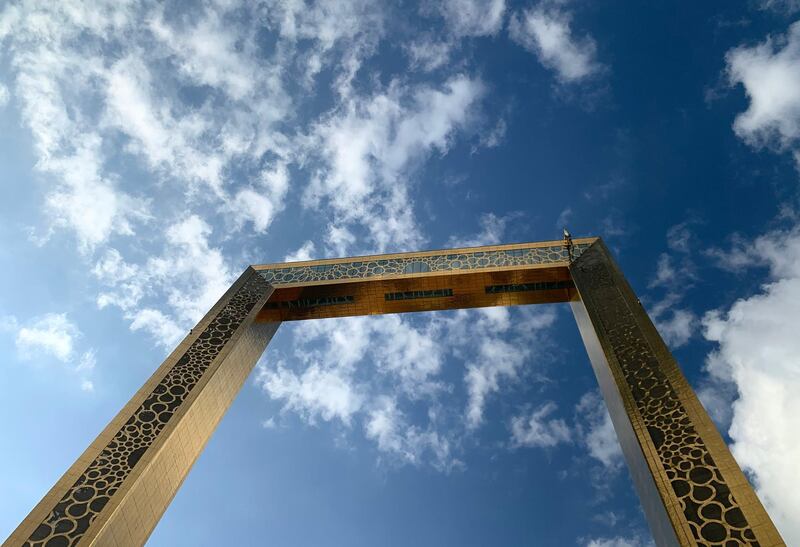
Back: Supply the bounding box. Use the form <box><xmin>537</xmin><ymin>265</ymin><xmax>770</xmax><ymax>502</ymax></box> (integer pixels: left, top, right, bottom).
<box><xmin>5</xmin><ymin>237</ymin><xmax>785</xmax><ymax>547</ymax></box>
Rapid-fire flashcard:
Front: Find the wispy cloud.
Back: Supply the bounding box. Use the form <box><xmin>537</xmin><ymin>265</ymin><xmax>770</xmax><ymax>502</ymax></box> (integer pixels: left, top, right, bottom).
<box><xmin>575</xmin><ymin>391</ymin><xmax>623</xmax><ymax>472</ymax></box>
<box><xmin>439</xmin><ymin>0</ymin><xmax>506</xmax><ymax>38</ymax></box>
<box><xmin>645</xmin><ymin>220</ymin><xmax>702</xmax><ymax>348</ymax></box>
<box><xmin>93</xmin><ymin>215</ymin><xmax>236</xmax><ymax>348</ymax></box>
<box><xmin>305</xmin><ymin>75</ymin><xmax>486</xmax><ymax>255</ymax></box>
<box><xmin>256</xmin><ymin>305</ymin><xmax>557</xmax><ymax>470</ymax></box>
<box><xmin>2</xmin><ymin>312</ymin><xmax>96</xmax><ymax>390</ymax></box>
<box><xmin>509</xmin><ymin>4</ymin><xmax>602</xmax><ymax>83</ymax></box>
<box><xmin>510</xmin><ymin>402</ymin><xmax>571</xmax><ymax>448</ymax></box>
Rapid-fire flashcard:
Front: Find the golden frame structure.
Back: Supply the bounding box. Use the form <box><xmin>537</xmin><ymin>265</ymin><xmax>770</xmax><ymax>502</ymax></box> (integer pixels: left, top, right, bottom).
<box><xmin>4</xmin><ymin>238</ymin><xmax>785</xmax><ymax>546</ymax></box>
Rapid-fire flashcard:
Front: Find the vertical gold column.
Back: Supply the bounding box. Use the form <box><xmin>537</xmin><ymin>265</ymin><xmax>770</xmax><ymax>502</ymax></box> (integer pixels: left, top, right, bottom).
<box><xmin>4</xmin><ymin>268</ymin><xmax>279</xmax><ymax>546</ymax></box>
<box><xmin>569</xmin><ymin>241</ymin><xmax>784</xmax><ymax>546</ymax></box>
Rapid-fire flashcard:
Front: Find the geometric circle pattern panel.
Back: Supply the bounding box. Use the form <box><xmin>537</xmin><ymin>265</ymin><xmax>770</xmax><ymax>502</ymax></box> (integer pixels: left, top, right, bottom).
<box><xmin>23</xmin><ymin>273</ymin><xmax>272</xmax><ymax>547</ymax></box>
<box><xmin>258</xmin><ymin>243</ymin><xmax>590</xmax><ymax>285</ymax></box>
<box><xmin>572</xmin><ymin>247</ymin><xmax>758</xmax><ymax>546</ymax></box>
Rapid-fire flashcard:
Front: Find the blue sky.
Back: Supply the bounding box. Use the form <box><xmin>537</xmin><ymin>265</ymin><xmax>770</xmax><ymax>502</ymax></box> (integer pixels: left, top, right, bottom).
<box><xmin>1</xmin><ymin>1</ymin><xmax>800</xmax><ymax>545</ymax></box>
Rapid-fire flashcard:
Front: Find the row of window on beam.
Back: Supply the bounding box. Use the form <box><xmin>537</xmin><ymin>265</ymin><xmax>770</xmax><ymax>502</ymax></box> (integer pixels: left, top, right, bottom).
<box><xmin>385</xmin><ymin>288</ymin><xmax>453</xmax><ymax>301</ymax></box>
<box><xmin>264</xmin><ymin>295</ymin><xmax>355</xmax><ymax>309</ymax></box>
<box><xmin>264</xmin><ymin>282</ymin><xmax>572</xmax><ymax>310</ymax></box>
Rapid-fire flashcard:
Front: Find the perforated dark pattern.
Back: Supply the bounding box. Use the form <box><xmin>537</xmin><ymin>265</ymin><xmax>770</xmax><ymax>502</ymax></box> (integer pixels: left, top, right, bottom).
<box><xmin>259</xmin><ymin>243</ymin><xmax>590</xmax><ymax>285</ymax></box>
<box><xmin>23</xmin><ymin>272</ymin><xmax>271</xmax><ymax>547</ymax></box>
<box><xmin>572</xmin><ymin>245</ymin><xmax>757</xmax><ymax>546</ymax></box>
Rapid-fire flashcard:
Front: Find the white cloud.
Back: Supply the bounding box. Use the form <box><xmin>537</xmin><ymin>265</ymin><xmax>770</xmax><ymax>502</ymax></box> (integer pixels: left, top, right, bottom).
<box><xmin>466</xmin><ymin>337</ymin><xmax>527</xmax><ymax>428</ymax></box>
<box><xmin>129</xmin><ymin>309</ymin><xmax>184</xmax><ymax>350</ymax></box>
<box><xmin>648</xmin><ymin>254</ymin><xmax>677</xmax><ymax>289</ymax></box>
<box><xmin>294</xmin><ymin>315</ymin><xmax>446</xmax><ymax>397</ymax></box>
<box><xmin>284</xmin><ymin>241</ymin><xmax>317</xmax><ymax>263</ymax></box>
<box><xmin>653</xmin><ymin>307</ymin><xmax>696</xmax><ymax>348</ymax></box>
<box><xmin>16</xmin><ymin>313</ymin><xmax>78</xmax><ymax>362</ymax></box>
<box><xmin>510</xmin><ymin>402</ymin><xmax>571</xmax><ymax>448</ymax></box>
<box><xmin>576</xmin><ymin>391</ymin><xmax>623</xmax><ymax>470</ymax></box>
<box><xmin>305</xmin><ymin>75</ymin><xmax>485</xmax><ymax>254</ymax></box>
<box><xmin>5</xmin><ymin>3</ymin><xmax>149</xmax><ymax>251</ymax></box>
<box><xmin>256</xmin><ymin>360</ymin><xmax>364</xmax><ymax>425</ymax></box>
<box><xmin>92</xmin><ymin>216</ymin><xmax>236</xmax><ymax>348</ymax></box>
<box><xmin>583</xmin><ymin>536</ymin><xmax>653</xmax><ymax>547</ymax></box>
<box><xmin>646</xmin><ymin>221</ymin><xmax>700</xmax><ymax>348</ymax></box>
<box><xmin>447</xmin><ymin>212</ymin><xmax>513</xmax><ymax>248</ymax></box>
<box><xmin>464</xmin><ymin>307</ymin><xmax>556</xmax><ymax>429</ymax></box>
<box><xmin>556</xmin><ymin>206</ymin><xmax>573</xmax><ymax>230</ymax></box>
<box><xmin>263</xmin><ymin>0</ymin><xmax>383</xmax><ymax>52</ymax></box>
<box><xmin>759</xmin><ymin>0</ymin><xmax>800</xmax><ymax>11</ymax></box>
<box><xmin>405</xmin><ymin>36</ymin><xmax>454</xmax><ymax>72</ymax></box>
<box><xmin>509</xmin><ymin>6</ymin><xmax>601</xmax><ymax>83</ymax></box>
<box><xmin>365</xmin><ymin>395</ymin><xmax>460</xmax><ymax>471</ymax></box>
<box><xmin>2</xmin><ymin>0</ymin><xmax>565</xmax><ymax>477</ymax></box>
<box><xmin>8</xmin><ymin>312</ymin><xmax>96</xmax><ymax>390</ymax></box>
<box><xmin>2</xmin><ymin>1</ymin><xmax>301</xmax><ymax>257</ymax></box>
<box><xmin>259</xmin><ymin>304</ymin><xmax>558</xmax><ymax>470</ymax></box>
<box><xmin>701</xmin><ymin>225</ymin><xmax>800</xmax><ymax>542</ymax></box>
<box><xmin>104</xmin><ymin>54</ymin><xmax>227</xmax><ymax>194</ymax></box>
<box><xmin>439</xmin><ymin>0</ymin><xmax>506</xmax><ymax>37</ymax></box>
<box><xmin>148</xmin><ymin>7</ymin><xmax>259</xmax><ymax>101</ymax></box>
<box><xmin>726</xmin><ymin>21</ymin><xmax>800</xmax><ymax>162</ymax></box>
<box><xmin>227</xmin><ymin>163</ymin><xmax>290</xmax><ymax>233</ymax></box>
<box><xmin>0</xmin><ymin>83</ymin><xmax>9</xmax><ymax>107</ymax></box>
<box><xmin>261</xmin><ymin>0</ymin><xmax>385</xmax><ymax>97</ymax></box>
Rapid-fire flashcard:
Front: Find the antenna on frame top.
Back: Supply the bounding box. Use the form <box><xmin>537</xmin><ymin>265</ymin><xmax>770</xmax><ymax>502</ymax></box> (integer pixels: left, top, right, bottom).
<box><xmin>563</xmin><ymin>227</ymin><xmax>574</xmax><ymax>262</ymax></box>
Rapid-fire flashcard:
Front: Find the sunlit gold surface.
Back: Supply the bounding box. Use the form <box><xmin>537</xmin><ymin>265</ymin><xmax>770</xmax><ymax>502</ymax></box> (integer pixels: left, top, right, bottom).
<box><xmin>4</xmin><ymin>238</ymin><xmax>784</xmax><ymax>547</ymax></box>
<box><xmin>257</xmin><ymin>266</ymin><xmax>575</xmax><ymax>321</ymax></box>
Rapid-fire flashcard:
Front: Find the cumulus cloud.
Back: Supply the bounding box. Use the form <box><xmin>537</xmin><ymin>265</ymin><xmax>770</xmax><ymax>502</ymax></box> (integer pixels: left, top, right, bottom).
<box><xmin>305</xmin><ymin>75</ymin><xmax>485</xmax><ymax>254</ymax></box>
<box><xmin>701</xmin><ymin>226</ymin><xmax>800</xmax><ymax>542</ymax></box>
<box><xmin>1</xmin><ymin>1</ymin><xmax>491</xmax><ymax>377</ymax></box>
<box><xmin>15</xmin><ymin>313</ymin><xmax>80</xmax><ymax>362</ymax></box>
<box><xmin>257</xmin><ymin>304</ymin><xmax>558</xmax><ymax>470</ymax></box>
<box><xmin>5</xmin><ymin>312</ymin><xmax>96</xmax><ymax>390</ymax></box>
<box><xmin>284</xmin><ymin>241</ymin><xmax>317</xmax><ymax>262</ymax></box>
<box><xmin>4</xmin><ymin>3</ymin><xmax>150</xmax><ymax>251</ymax></box>
<box><xmin>509</xmin><ymin>6</ymin><xmax>601</xmax><ymax>83</ymax></box>
<box><xmin>510</xmin><ymin>402</ymin><xmax>571</xmax><ymax>448</ymax></box>
<box><xmin>0</xmin><ymin>83</ymin><xmax>9</xmax><ymax>107</ymax></box>
<box><xmin>2</xmin><ymin>0</ymin><xmax>555</xmax><ymax>476</ymax></box>
<box><xmin>93</xmin><ymin>215</ymin><xmax>236</xmax><ymax>348</ymax></box>
<box><xmin>257</xmin><ymin>360</ymin><xmax>364</xmax><ymax>425</ymax></box>
<box><xmin>727</xmin><ymin>21</ymin><xmax>800</xmax><ymax>165</ymax></box>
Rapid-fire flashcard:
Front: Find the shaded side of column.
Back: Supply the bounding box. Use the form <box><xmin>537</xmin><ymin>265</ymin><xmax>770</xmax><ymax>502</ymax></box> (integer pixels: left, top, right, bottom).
<box><xmin>5</xmin><ymin>268</ymin><xmax>279</xmax><ymax>547</ymax></box>
<box><xmin>569</xmin><ymin>240</ymin><xmax>784</xmax><ymax>547</ymax></box>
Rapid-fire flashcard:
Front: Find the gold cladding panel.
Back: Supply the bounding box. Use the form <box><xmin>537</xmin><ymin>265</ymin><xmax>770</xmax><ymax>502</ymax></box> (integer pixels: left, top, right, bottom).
<box><xmin>570</xmin><ymin>242</ymin><xmax>784</xmax><ymax>546</ymax></box>
<box><xmin>256</xmin><ymin>266</ymin><xmax>574</xmax><ymax>321</ymax></box>
<box><xmin>3</xmin><ymin>238</ymin><xmax>785</xmax><ymax>547</ymax></box>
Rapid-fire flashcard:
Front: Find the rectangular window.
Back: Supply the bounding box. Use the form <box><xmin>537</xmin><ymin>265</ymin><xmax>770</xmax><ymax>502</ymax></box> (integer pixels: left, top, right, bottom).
<box><xmin>265</xmin><ymin>295</ymin><xmax>354</xmax><ymax>309</ymax></box>
<box><xmin>385</xmin><ymin>288</ymin><xmax>454</xmax><ymax>301</ymax></box>
<box><xmin>485</xmin><ymin>281</ymin><xmax>573</xmax><ymax>294</ymax></box>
